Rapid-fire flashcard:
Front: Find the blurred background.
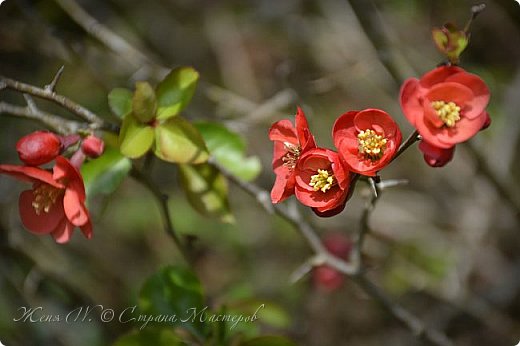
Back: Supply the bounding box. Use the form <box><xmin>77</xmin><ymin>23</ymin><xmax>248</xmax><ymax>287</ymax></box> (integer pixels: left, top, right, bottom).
<box><xmin>1</xmin><ymin>0</ymin><xmax>520</xmax><ymax>345</ymax></box>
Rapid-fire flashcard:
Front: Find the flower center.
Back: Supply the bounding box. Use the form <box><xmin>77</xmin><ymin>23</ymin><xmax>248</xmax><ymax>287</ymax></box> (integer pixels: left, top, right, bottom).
<box><xmin>309</xmin><ymin>169</ymin><xmax>335</xmax><ymax>193</ymax></box>
<box><xmin>32</xmin><ymin>184</ymin><xmax>62</xmax><ymax>215</ymax></box>
<box><xmin>431</xmin><ymin>100</ymin><xmax>461</xmax><ymax>127</ymax></box>
<box><xmin>357</xmin><ymin>129</ymin><xmax>387</xmax><ymax>160</ymax></box>
<box><xmin>282</xmin><ymin>142</ymin><xmax>301</xmax><ymax>170</ymax></box>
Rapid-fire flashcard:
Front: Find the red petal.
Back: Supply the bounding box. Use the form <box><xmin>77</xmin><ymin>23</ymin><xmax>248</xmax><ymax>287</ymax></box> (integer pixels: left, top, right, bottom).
<box><xmin>0</xmin><ymin>165</ymin><xmax>62</xmax><ymax>188</ymax></box>
<box><xmin>419</xmin><ymin>66</ymin><xmax>464</xmax><ymax>89</ymax></box>
<box><xmin>353</xmin><ymin>109</ymin><xmax>398</xmax><ymax>137</ymax></box>
<box><xmin>445</xmin><ymin>71</ymin><xmax>490</xmax><ymax>119</ymax></box>
<box><xmin>424</xmin><ymin>82</ymin><xmax>473</xmax><ymax>106</ymax></box>
<box><xmin>51</xmin><ymin>218</ymin><xmax>74</xmax><ymax>244</ymax></box>
<box><xmin>418</xmin><ymin>141</ymin><xmax>455</xmax><ymax>167</ymax></box>
<box><xmin>332</xmin><ymin>111</ymin><xmax>358</xmax><ymax>148</ymax></box>
<box><xmin>63</xmin><ymin>187</ymin><xmax>89</xmax><ymax>226</ymax></box>
<box><xmin>271</xmin><ymin>172</ymin><xmax>296</xmax><ymax>203</ymax></box>
<box><xmin>54</xmin><ymin>156</ymin><xmax>86</xmax><ymax>201</ymax></box>
<box><xmin>18</xmin><ymin>190</ymin><xmax>65</xmax><ymax>234</ymax></box>
<box><xmin>295</xmin><ymin>107</ymin><xmax>317</xmax><ymax>150</ymax></box>
<box><xmin>268</xmin><ymin>119</ymin><xmax>298</xmax><ymax>144</ymax></box>
<box><xmin>399</xmin><ymin>79</ymin><xmax>422</xmax><ymax>126</ymax></box>
<box><xmin>80</xmin><ymin>220</ymin><xmax>93</xmax><ymax>239</ymax></box>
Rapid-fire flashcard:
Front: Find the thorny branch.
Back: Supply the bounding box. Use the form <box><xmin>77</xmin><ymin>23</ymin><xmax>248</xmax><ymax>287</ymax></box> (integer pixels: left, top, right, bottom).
<box><xmin>1</xmin><ymin>1</ymin><xmax>455</xmax><ymax>344</ymax></box>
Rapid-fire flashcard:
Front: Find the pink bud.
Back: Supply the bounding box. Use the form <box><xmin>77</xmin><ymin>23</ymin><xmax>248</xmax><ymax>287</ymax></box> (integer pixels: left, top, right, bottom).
<box><xmin>81</xmin><ymin>135</ymin><xmax>105</xmax><ymax>158</ymax></box>
<box><xmin>16</xmin><ymin>131</ymin><xmax>61</xmax><ymax>166</ymax></box>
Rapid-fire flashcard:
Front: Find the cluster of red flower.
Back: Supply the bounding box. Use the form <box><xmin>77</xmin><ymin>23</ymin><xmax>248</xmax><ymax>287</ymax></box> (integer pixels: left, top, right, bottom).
<box><xmin>0</xmin><ymin>131</ymin><xmax>104</xmax><ymax>243</ymax></box>
<box><xmin>270</xmin><ymin>66</ymin><xmax>490</xmax><ymax>216</ymax></box>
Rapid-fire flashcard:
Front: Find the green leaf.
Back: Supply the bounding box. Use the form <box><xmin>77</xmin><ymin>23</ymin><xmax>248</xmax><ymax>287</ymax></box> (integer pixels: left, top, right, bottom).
<box><xmin>112</xmin><ymin>327</ymin><xmax>184</xmax><ymax>346</ymax></box>
<box><xmin>155</xmin><ymin>67</ymin><xmax>199</xmax><ymax>120</ymax></box>
<box><xmin>132</xmin><ymin>81</ymin><xmax>157</xmax><ymax>123</ymax></box>
<box><xmin>195</xmin><ymin>122</ymin><xmax>261</xmax><ymax>181</ymax></box>
<box><xmin>119</xmin><ymin>116</ymin><xmax>155</xmax><ymax>158</ymax></box>
<box><xmin>178</xmin><ymin>163</ymin><xmax>234</xmax><ymax>223</ymax></box>
<box><xmin>431</xmin><ymin>28</ymin><xmax>448</xmax><ymax>52</ymax></box>
<box><xmin>241</xmin><ymin>336</ymin><xmax>297</xmax><ymax>346</ymax></box>
<box><xmin>108</xmin><ymin>88</ymin><xmax>133</xmax><ymax>118</ymax></box>
<box><xmin>139</xmin><ymin>266</ymin><xmax>207</xmax><ymax>339</ymax></box>
<box><xmin>154</xmin><ymin>117</ymin><xmax>209</xmax><ymax>164</ymax></box>
<box><xmin>81</xmin><ymin>147</ymin><xmax>131</xmax><ymax>197</ymax></box>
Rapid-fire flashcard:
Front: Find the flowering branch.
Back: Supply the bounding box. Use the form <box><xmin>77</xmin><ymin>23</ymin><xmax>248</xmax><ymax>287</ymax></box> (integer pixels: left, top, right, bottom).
<box><xmin>209</xmin><ymin>158</ymin><xmax>453</xmax><ymax>346</ymax></box>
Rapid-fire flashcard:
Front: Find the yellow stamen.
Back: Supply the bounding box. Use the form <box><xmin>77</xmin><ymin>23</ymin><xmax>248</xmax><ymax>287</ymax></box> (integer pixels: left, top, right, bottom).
<box><xmin>309</xmin><ymin>169</ymin><xmax>335</xmax><ymax>193</ymax></box>
<box><xmin>431</xmin><ymin>100</ymin><xmax>461</xmax><ymax>127</ymax></box>
<box><xmin>282</xmin><ymin>142</ymin><xmax>301</xmax><ymax>170</ymax></box>
<box><xmin>32</xmin><ymin>184</ymin><xmax>61</xmax><ymax>215</ymax></box>
<box><xmin>357</xmin><ymin>129</ymin><xmax>387</xmax><ymax>160</ymax></box>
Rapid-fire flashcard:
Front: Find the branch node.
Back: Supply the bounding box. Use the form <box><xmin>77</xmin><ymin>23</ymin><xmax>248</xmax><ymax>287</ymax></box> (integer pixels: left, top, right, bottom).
<box><xmin>23</xmin><ymin>94</ymin><xmax>38</xmax><ymax>113</ymax></box>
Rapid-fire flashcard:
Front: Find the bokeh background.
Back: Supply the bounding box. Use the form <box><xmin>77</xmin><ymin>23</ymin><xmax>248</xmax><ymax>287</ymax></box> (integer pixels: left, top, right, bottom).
<box><xmin>1</xmin><ymin>0</ymin><xmax>520</xmax><ymax>345</ymax></box>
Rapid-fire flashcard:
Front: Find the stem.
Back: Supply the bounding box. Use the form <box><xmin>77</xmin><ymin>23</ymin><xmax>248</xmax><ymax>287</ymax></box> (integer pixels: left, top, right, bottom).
<box><xmin>0</xmin><ymin>75</ymin><xmax>104</xmax><ymax>127</ymax></box>
<box><xmin>392</xmin><ymin>129</ymin><xmax>420</xmax><ymax>163</ymax></box>
<box><xmin>464</xmin><ymin>4</ymin><xmax>487</xmax><ymax>34</ymax></box>
<box><xmin>130</xmin><ymin>167</ymin><xmax>192</xmax><ymax>265</ymax></box>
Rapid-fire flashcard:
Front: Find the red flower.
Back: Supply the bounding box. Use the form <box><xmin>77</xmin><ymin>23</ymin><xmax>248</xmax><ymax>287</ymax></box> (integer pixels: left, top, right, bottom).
<box><xmin>16</xmin><ymin>131</ymin><xmax>62</xmax><ymax>166</ymax></box>
<box><xmin>313</xmin><ymin>233</ymin><xmax>352</xmax><ymax>291</ymax></box>
<box><xmin>418</xmin><ymin>141</ymin><xmax>455</xmax><ymax>167</ymax></box>
<box><xmin>269</xmin><ymin>107</ymin><xmax>316</xmax><ymax>203</ymax></box>
<box><xmin>332</xmin><ymin>109</ymin><xmax>402</xmax><ymax>176</ymax></box>
<box><xmin>294</xmin><ymin>148</ymin><xmax>350</xmax><ymax>215</ymax></box>
<box><xmin>400</xmin><ymin>66</ymin><xmax>490</xmax><ymax>149</ymax></box>
<box><xmin>0</xmin><ymin>156</ymin><xmax>92</xmax><ymax>243</ymax></box>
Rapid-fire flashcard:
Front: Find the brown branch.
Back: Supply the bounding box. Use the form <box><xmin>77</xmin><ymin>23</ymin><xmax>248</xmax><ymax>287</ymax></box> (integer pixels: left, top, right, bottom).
<box><xmin>0</xmin><ymin>74</ymin><xmax>104</xmax><ymax>127</ymax></box>
<box><xmin>130</xmin><ymin>167</ymin><xmax>192</xmax><ymax>266</ymax></box>
<box><xmin>210</xmin><ymin>158</ymin><xmax>454</xmax><ymax>346</ymax></box>
<box><xmin>0</xmin><ymin>101</ymin><xmax>80</xmax><ymax>134</ymax></box>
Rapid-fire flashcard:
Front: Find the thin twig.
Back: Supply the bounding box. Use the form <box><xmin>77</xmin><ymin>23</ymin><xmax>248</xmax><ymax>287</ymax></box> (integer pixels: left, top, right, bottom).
<box><xmin>210</xmin><ymin>158</ymin><xmax>454</xmax><ymax>346</ymax></box>
<box><xmin>53</xmin><ymin>0</ymin><xmax>166</xmax><ymax>77</ymax></box>
<box><xmin>392</xmin><ymin>130</ymin><xmax>421</xmax><ymax>163</ymax></box>
<box><xmin>0</xmin><ymin>101</ymin><xmax>80</xmax><ymax>134</ymax></box>
<box><xmin>0</xmin><ymin>75</ymin><xmax>104</xmax><ymax>127</ymax></box>
<box><xmin>130</xmin><ymin>167</ymin><xmax>192</xmax><ymax>265</ymax></box>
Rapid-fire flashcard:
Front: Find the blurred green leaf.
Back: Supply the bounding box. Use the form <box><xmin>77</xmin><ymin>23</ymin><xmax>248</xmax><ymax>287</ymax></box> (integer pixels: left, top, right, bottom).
<box><xmin>119</xmin><ymin>116</ymin><xmax>155</xmax><ymax>159</ymax></box>
<box><xmin>132</xmin><ymin>81</ymin><xmax>157</xmax><ymax>123</ymax></box>
<box><xmin>81</xmin><ymin>147</ymin><xmax>131</xmax><ymax>197</ymax></box>
<box><xmin>195</xmin><ymin>122</ymin><xmax>261</xmax><ymax>181</ymax></box>
<box><xmin>241</xmin><ymin>336</ymin><xmax>296</xmax><ymax>346</ymax></box>
<box><xmin>154</xmin><ymin>117</ymin><xmax>209</xmax><ymax>164</ymax></box>
<box><xmin>156</xmin><ymin>67</ymin><xmax>199</xmax><ymax>120</ymax></box>
<box><xmin>178</xmin><ymin>163</ymin><xmax>234</xmax><ymax>223</ymax></box>
<box><xmin>108</xmin><ymin>88</ymin><xmax>133</xmax><ymax>119</ymax></box>
<box><xmin>139</xmin><ymin>266</ymin><xmax>207</xmax><ymax>339</ymax></box>
<box><xmin>112</xmin><ymin>327</ymin><xmax>184</xmax><ymax>346</ymax></box>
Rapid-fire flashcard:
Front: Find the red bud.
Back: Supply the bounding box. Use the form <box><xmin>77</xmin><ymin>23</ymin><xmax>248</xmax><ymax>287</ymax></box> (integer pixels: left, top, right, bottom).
<box><xmin>16</xmin><ymin>131</ymin><xmax>61</xmax><ymax>166</ymax></box>
<box><xmin>81</xmin><ymin>135</ymin><xmax>105</xmax><ymax>158</ymax></box>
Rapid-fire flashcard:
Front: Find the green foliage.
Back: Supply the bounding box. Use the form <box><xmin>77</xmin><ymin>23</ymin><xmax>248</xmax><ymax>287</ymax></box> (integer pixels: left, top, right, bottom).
<box><xmin>196</xmin><ymin>122</ymin><xmax>261</xmax><ymax>181</ymax></box>
<box><xmin>139</xmin><ymin>266</ymin><xmax>207</xmax><ymax>339</ymax></box>
<box><xmin>132</xmin><ymin>82</ymin><xmax>157</xmax><ymax>123</ymax></box>
<box><xmin>119</xmin><ymin>116</ymin><xmax>155</xmax><ymax>158</ymax></box>
<box><xmin>156</xmin><ymin>67</ymin><xmax>199</xmax><ymax>120</ymax></box>
<box><xmin>240</xmin><ymin>336</ymin><xmax>297</xmax><ymax>346</ymax></box>
<box><xmin>178</xmin><ymin>163</ymin><xmax>234</xmax><ymax>223</ymax></box>
<box><xmin>154</xmin><ymin>117</ymin><xmax>209</xmax><ymax>164</ymax></box>
<box><xmin>81</xmin><ymin>147</ymin><xmax>131</xmax><ymax>198</ymax></box>
<box><xmin>112</xmin><ymin>328</ymin><xmax>184</xmax><ymax>346</ymax></box>
<box><xmin>108</xmin><ymin>88</ymin><xmax>133</xmax><ymax>119</ymax></box>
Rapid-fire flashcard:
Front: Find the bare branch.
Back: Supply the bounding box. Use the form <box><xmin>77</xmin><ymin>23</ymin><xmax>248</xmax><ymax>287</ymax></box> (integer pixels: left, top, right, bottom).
<box><xmin>0</xmin><ymin>76</ymin><xmax>104</xmax><ymax>127</ymax></box>
<box><xmin>0</xmin><ymin>101</ymin><xmax>80</xmax><ymax>134</ymax></box>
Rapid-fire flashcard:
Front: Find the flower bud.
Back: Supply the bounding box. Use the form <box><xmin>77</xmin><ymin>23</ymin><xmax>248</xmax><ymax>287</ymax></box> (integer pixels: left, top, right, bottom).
<box><xmin>81</xmin><ymin>135</ymin><xmax>105</xmax><ymax>158</ymax></box>
<box><xmin>16</xmin><ymin>131</ymin><xmax>61</xmax><ymax>166</ymax></box>
<box><xmin>312</xmin><ymin>233</ymin><xmax>352</xmax><ymax>292</ymax></box>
